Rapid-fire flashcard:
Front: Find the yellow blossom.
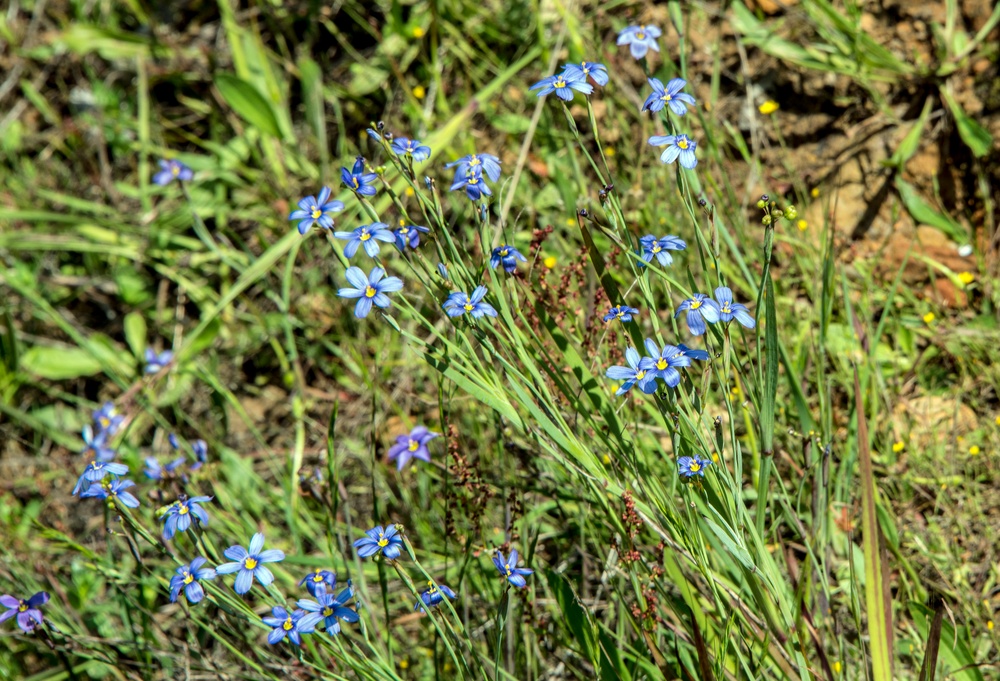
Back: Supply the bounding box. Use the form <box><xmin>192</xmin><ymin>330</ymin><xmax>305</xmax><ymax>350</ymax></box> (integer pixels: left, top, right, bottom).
<box><xmin>412</xmin><ymin>26</ymin><xmax>425</xmax><ymax>38</ymax></box>
<box><xmin>833</xmin><ymin>661</ymin><xmax>841</xmax><ymax>673</ymax></box>
<box><xmin>958</xmin><ymin>271</ymin><xmax>975</xmax><ymax>285</ymax></box>
<box><xmin>412</xmin><ymin>85</ymin><xmax>426</xmax><ymax>99</ymax></box>
<box><xmin>892</xmin><ymin>441</ymin><xmax>904</xmax><ymax>453</ymax></box>
<box><xmin>989</xmin><ymin>620</ymin><xmax>994</xmax><ymax>631</ymax></box>
<box><xmin>758</xmin><ymin>100</ymin><xmax>779</xmax><ymax>115</ymax></box>
<box><xmin>602</xmin><ymin>454</ymin><xmax>611</xmax><ymax>465</ymax></box>
<box><xmin>543</xmin><ymin>256</ymin><xmax>557</xmax><ymax>269</ymax></box>
<box><xmin>923</xmin><ymin>312</ymin><xmax>935</xmax><ymax>324</ymax></box>
<box><xmin>404</xmin><ymin>186</ymin><xmax>415</xmax><ymax>197</ymax></box>
<box><xmin>605</xmin><ymin>147</ymin><xmax>615</xmax><ymax>156</ymax></box>
<box><xmin>797</xmin><ymin>219</ymin><xmax>808</xmax><ymax>231</ymax></box>
<box><xmin>810</xmin><ymin>187</ymin><xmax>820</xmax><ymax>198</ymax></box>
<box><xmin>969</xmin><ymin>445</ymin><xmax>981</xmax><ymax>455</ymax></box>
<box><xmin>400</xmin><ymin>659</ymin><xmax>410</xmax><ymax>669</ymax></box>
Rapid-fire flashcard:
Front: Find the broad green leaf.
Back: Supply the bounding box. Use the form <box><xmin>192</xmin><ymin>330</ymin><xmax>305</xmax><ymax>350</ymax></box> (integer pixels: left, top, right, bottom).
<box><xmin>894</xmin><ymin>177</ymin><xmax>966</xmax><ymax>242</ymax></box>
<box><xmin>887</xmin><ymin>97</ymin><xmax>934</xmax><ymax>168</ymax></box>
<box><xmin>214</xmin><ymin>74</ymin><xmax>283</xmax><ymax>138</ymax></box>
<box><xmin>21</xmin><ymin>346</ymin><xmax>103</xmax><ymax>380</ymax></box>
<box><xmin>123</xmin><ymin>312</ymin><xmax>147</xmax><ymax>359</ymax></box>
<box><xmin>941</xmin><ymin>90</ymin><xmax>993</xmax><ymax>157</ymax></box>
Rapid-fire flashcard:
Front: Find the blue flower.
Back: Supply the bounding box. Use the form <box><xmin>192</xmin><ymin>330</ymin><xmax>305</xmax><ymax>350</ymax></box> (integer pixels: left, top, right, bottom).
<box><xmin>415</xmin><ymin>581</ymin><xmax>457</xmax><ymax>612</ymax></box>
<box><xmin>617</xmin><ymin>25</ymin><xmax>661</xmax><ymax>59</ymax></box>
<box><xmin>337</xmin><ymin>266</ymin><xmax>404</xmax><ymax>319</ymax></box>
<box><xmin>394</xmin><ymin>221</ymin><xmax>430</xmax><ymax>251</ymax></box>
<box><xmin>638</xmin><ymin>234</ymin><xmax>687</xmax><ymax>267</ymax></box>
<box><xmin>442</xmin><ymin>286</ymin><xmax>498</xmax><ymax>319</ymax></box>
<box><xmin>297</xmin><ymin>585</ymin><xmax>358</xmax><ymax>634</ymax></box>
<box><xmin>492</xmin><ymin>549</ymin><xmax>532</xmax><ymax>588</ymax></box>
<box><xmin>153</xmin><ymin>159</ymin><xmax>193</xmax><ymax>186</ymax></box>
<box><xmin>490</xmin><ymin>244</ymin><xmax>527</xmax><ymax>273</ymax></box>
<box><xmin>353</xmin><ymin>524</ymin><xmax>403</xmax><ymax>560</ymax></box>
<box><xmin>449</xmin><ymin>167</ymin><xmax>492</xmax><ymax>201</ymax></box>
<box><xmin>678</xmin><ymin>344</ymin><xmax>710</xmax><ymax>361</ymax></box>
<box><xmin>678</xmin><ymin>455</ymin><xmax>712</xmax><ymax>478</ymax></box>
<box><xmin>81</xmin><ymin>425</ymin><xmax>115</xmax><ymax>462</ymax></box>
<box><xmin>169</xmin><ymin>557</ymin><xmax>216</xmax><ymax>604</ymax></box>
<box><xmin>81</xmin><ymin>477</ymin><xmax>140</xmax><ymax>508</ymax></box>
<box><xmin>298</xmin><ymin>568</ymin><xmax>337</xmax><ymax>596</ymax></box>
<box><xmin>529</xmin><ymin>73</ymin><xmax>593</xmax><ymax>101</ymax></box>
<box><xmin>675</xmin><ymin>294</ymin><xmax>718</xmax><ymax>336</ymax></box>
<box><xmin>445</xmin><ymin>154</ymin><xmax>501</xmax><ymax>183</ymax></box>
<box><xmin>92</xmin><ymin>402</ymin><xmax>123</xmax><ymax>435</ymax></box>
<box><xmin>73</xmin><ymin>460</ymin><xmax>129</xmax><ymax>495</ymax></box>
<box><xmin>334</xmin><ymin>222</ymin><xmax>396</xmax><ymax>258</ymax></box>
<box><xmin>144</xmin><ymin>455</ymin><xmax>186</xmax><ymax>481</ymax></box>
<box><xmin>341</xmin><ymin>157</ymin><xmax>378</xmax><ymax>196</ymax></box>
<box><xmin>603</xmin><ymin>306</ymin><xmax>639</xmax><ymax>323</ymax></box>
<box><xmin>390</xmin><ymin>137</ymin><xmax>431</xmax><ymax>162</ymax></box>
<box><xmin>263</xmin><ymin>606</ymin><xmax>322</xmax><ymax>646</ymax></box>
<box><xmin>713</xmin><ymin>286</ymin><xmax>756</xmax><ymax>329</ymax></box>
<box><xmin>605</xmin><ymin>347</ymin><xmax>657</xmax><ymax>396</ymax></box>
<box><xmin>0</xmin><ymin>592</ymin><xmax>49</xmax><ymax>633</ymax></box>
<box><xmin>387</xmin><ymin>426</ymin><xmax>440</xmax><ymax>470</ymax></box>
<box><xmin>643</xmin><ymin>339</ymin><xmax>695</xmax><ymax>389</ymax></box>
<box><xmin>641</xmin><ymin>78</ymin><xmax>695</xmax><ymax>115</ymax></box>
<box><xmin>437</xmin><ymin>263</ymin><xmax>449</xmax><ymax>279</ymax></box>
<box><xmin>144</xmin><ymin>348</ymin><xmax>174</xmax><ymax>374</ymax></box>
<box><xmin>216</xmin><ymin>533</ymin><xmax>285</xmax><ymax>595</ymax></box>
<box><xmin>560</xmin><ymin>61</ymin><xmax>609</xmax><ymax>86</ymax></box>
<box><xmin>160</xmin><ymin>495</ymin><xmax>212</xmax><ymax>540</ymax></box>
<box><xmin>289</xmin><ymin>187</ymin><xmax>344</xmax><ymax>235</ymax></box>
<box><xmin>649</xmin><ymin>134</ymin><xmax>698</xmax><ymax>169</ymax></box>
<box><xmin>190</xmin><ymin>439</ymin><xmax>208</xmax><ymax>470</ymax></box>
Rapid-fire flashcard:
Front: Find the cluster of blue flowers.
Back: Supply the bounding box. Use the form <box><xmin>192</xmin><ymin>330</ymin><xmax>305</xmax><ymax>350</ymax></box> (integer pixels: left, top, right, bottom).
<box><xmin>676</xmin><ymin>286</ymin><xmax>756</xmax><ymax>336</ymax></box>
<box><xmin>73</xmin><ymin>402</ymin><xmax>134</xmax><ymax>502</ymax></box>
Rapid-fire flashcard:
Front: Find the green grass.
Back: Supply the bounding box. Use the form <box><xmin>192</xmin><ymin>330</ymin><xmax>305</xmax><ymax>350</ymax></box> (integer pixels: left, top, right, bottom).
<box><xmin>1</xmin><ymin>1</ymin><xmax>999</xmax><ymax>679</ymax></box>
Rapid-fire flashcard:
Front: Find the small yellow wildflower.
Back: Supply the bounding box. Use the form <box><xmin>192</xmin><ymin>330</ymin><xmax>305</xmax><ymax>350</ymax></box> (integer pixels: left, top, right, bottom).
<box><xmin>969</xmin><ymin>445</ymin><xmax>981</xmax><ymax>455</ymax></box>
<box><xmin>711</xmin><ymin>451</ymin><xmax>720</xmax><ymax>463</ymax></box>
<box><xmin>404</xmin><ymin>186</ymin><xmax>415</xmax><ymax>197</ymax></box>
<box><xmin>566</xmin><ymin>217</ymin><xmax>575</xmax><ymax>227</ymax></box>
<box><xmin>412</xmin><ymin>85</ymin><xmax>426</xmax><ymax>99</ymax></box>
<box><xmin>923</xmin><ymin>312</ymin><xmax>935</xmax><ymax>324</ymax></box>
<box><xmin>605</xmin><ymin>147</ymin><xmax>615</xmax><ymax>157</ymax></box>
<box><xmin>958</xmin><ymin>271</ymin><xmax>975</xmax><ymax>285</ymax></box>
<box><xmin>758</xmin><ymin>100</ymin><xmax>779</xmax><ymax>115</ymax></box>
<box><xmin>602</xmin><ymin>454</ymin><xmax>611</xmax><ymax>465</ymax></box>
<box><xmin>995</xmin><ymin>415</ymin><xmax>1000</xmax><ymax>426</ymax></box>
<box><xmin>833</xmin><ymin>661</ymin><xmax>842</xmax><ymax>674</ymax></box>
<box><xmin>399</xmin><ymin>659</ymin><xmax>410</xmax><ymax>669</ymax></box>
<box><xmin>892</xmin><ymin>441</ymin><xmax>904</xmax><ymax>453</ymax></box>
<box><xmin>412</xmin><ymin>26</ymin><xmax>425</xmax><ymax>38</ymax></box>
<box><xmin>797</xmin><ymin>219</ymin><xmax>808</xmax><ymax>231</ymax></box>
<box><xmin>810</xmin><ymin>187</ymin><xmax>820</xmax><ymax>198</ymax></box>
<box><xmin>989</xmin><ymin>620</ymin><xmax>994</xmax><ymax>631</ymax></box>
<box><xmin>543</xmin><ymin>256</ymin><xmax>557</xmax><ymax>269</ymax></box>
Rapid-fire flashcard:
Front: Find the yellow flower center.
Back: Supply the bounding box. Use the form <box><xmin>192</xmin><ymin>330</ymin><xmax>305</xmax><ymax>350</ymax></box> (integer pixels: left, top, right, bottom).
<box><xmin>378</xmin><ymin>538</ymin><xmax>389</xmax><ymax>547</ymax></box>
<box><xmin>426</xmin><ymin>580</ymin><xmax>436</xmax><ymax>591</ymax></box>
<box><xmin>689</xmin><ymin>300</ymin><xmax>701</xmax><ymax>310</ymax></box>
<box><xmin>183</xmin><ymin>572</ymin><xmax>194</xmax><ymax>585</ymax></box>
<box><xmin>323</xmin><ymin>607</ymin><xmax>333</xmax><ymax>617</ymax></box>
<box><xmin>352</xmin><ymin>177</ymin><xmax>359</xmax><ymax>188</ymax></box>
<box><xmin>582</xmin><ymin>64</ymin><xmax>590</xmax><ymax>74</ymax></box>
<box><xmin>100</xmin><ymin>417</ymin><xmax>111</xmax><ymax>428</ymax></box>
<box><xmin>18</xmin><ymin>602</ymin><xmax>27</xmax><ymax>612</ymax></box>
<box><xmin>554</xmin><ymin>78</ymin><xmax>567</xmax><ymax>88</ymax></box>
<box><xmin>635</xmin><ymin>370</ymin><xmax>646</xmax><ymax>380</ymax></box>
<box><xmin>660</xmin><ymin>94</ymin><xmax>672</xmax><ymax>101</ymax></box>
<box><xmin>677</xmin><ymin>139</ymin><xmax>689</xmax><ymax>150</ymax></box>
<box><xmin>313</xmin><ymin>572</ymin><xmax>324</xmax><ymax>582</ymax></box>
<box><xmin>365</xmin><ymin>286</ymin><xmax>376</xmax><ymax>298</ymax></box>
<box><xmin>282</xmin><ymin>618</ymin><xmax>293</xmax><ymax>631</ymax></box>
<box><xmin>468</xmin><ymin>177</ymin><xmax>478</xmax><ymax>185</ymax></box>
<box><xmin>656</xmin><ymin>359</ymin><xmax>668</xmax><ymax>370</ymax></box>
<box><xmin>178</xmin><ymin>504</ymin><xmax>189</xmax><ymax>515</ymax></box>
<box><xmin>400</xmin><ymin>226</ymin><xmax>409</xmax><ymax>234</ymax></box>
<box><xmin>311</xmin><ymin>207</ymin><xmax>322</xmax><ymax>219</ymax></box>
<box><xmin>651</xmin><ymin>245</ymin><xmax>661</xmax><ymax>253</ymax></box>
<box><xmin>360</xmin><ymin>230</ymin><xmax>371</xmax><ymax>241</ymax></box>
<box><xmin>616</xmin><ymin>310</ymin><xmax>624</xmax><ymax>318</ymax></box>
<box><xmin>408</xmin><ymin>440</ymin><xmax>419</xmax><ymax>452</ymax></box>
<box><xmin>500</xmin><ymin>248</ymin><xmax>508</xmax><ymax>256</ymax></box>
<box><xmin>721</xmin><ymin>304</ymin><xmax>732</xmax><ymax>313</ymax></box>
<box><xmin>504</xmin><ymin>565</ymin><xmax>512</xmax><ymax>576</ymax></box>
<box><xmin>635</xmin><ymin>31</ymin><xmax>646</xmax><ymax>39</ymax></box>
<box><xmin>689</xmin><ymin>462</ymin><xmax>701</xmax><ymax>472</ymax></box>
<box><xmin>464</xmin><ymin>302</ymin><xmax>474</xmax><ymax>312</ymax></box>
<box><xmin>469</xmin><ymin>157</ymin><xmax>480</xmax><ymax>167</ymax></box>
<box><xmin>171</xmin><ymin>165</ymin><xmax>180</xmax><ymax>176</ymax></box>
<box><xmin>245</xmin><ymin>557</ymin><xmax>258</xmax><ymax>569</ymax></box>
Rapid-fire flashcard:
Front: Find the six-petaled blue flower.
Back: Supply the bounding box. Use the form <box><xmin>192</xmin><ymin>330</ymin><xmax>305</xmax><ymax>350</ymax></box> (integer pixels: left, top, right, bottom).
<box><xmin>289</xmin><ymin>187</ymin><xmax>344</xmax><ymax>235</ymax></box>
<box><xmin>391</xmin><ymin>137</ymin><xmax>431</xmax><ymax>162</ymax></box>
<box><xmin>0</xmin><ymin>592</ymin><xmax>49</xmax><ymax>633</ymax></box>
<box><xmin>81</xmin><ymin>477</ymin><xmax>141</xmax><ymax>508</ymax></box>
<box><xmin>354</xmin><ymin>525</ymin><xmax>404</xmax><ymax>560</ymax></box>
<box><xmin>387</xmin><ymin>426</ymin><xmax>440</xmax><ymax>470</ymax></box>
<box><xmin>561</xmin><ymin>61</ymin><xmax>609</xmax><ymax>87</ymax></box>
<box><xmin>334</xmin><ymin>222</ymin><xmax>396</xmax><ymax>258</ymax></box>
<box><xmin>144</xmin><ymin>455</ymin><xmax>185</xmax><ymax>481</ymax></box>
<box><xmin>92</xmin><ymin>402</ymin><xmax>123</xmax><ymax>435</ymax></box>
<box><xmin>678</xmin><ymin>455</ymin><xmax>712</xmax><ymax>478</ymax></box>
<box><xmin>649</xmin><ymin>134</ymin><xmax>698</xmax><ymax>169</ymax></box>
<box><xmin>337</xmin><ymin>266</ymin><xmax>404</xmax><ymax>319</ymax></box>
<box><xmin>144</xmin><ymin>348</ymin><xmax>173</xmax><ymax>374</ymax></box>
<box><xmin>492</xmin><ymin>549</ymin><xmax>533</xmax><ymax>588</ymax></box>
<box><xmin>442</xmin><ymin>286</ymin><xmax>498</xmax><ymax>319</ymax></box>
<box><xmin>617</xmin><ymin>25</ymin><xmax>661</xmax><ymax>59</ymax></box>
<box><xmin>639</xmin><ymin>234</ymin><xmax>687</xmax><ymax>267</ymax></box>
<box><xmin>299</xmin><ymin>568</ymin><xmax>337</xmax><ymax>596</ymax></box>
<box><xmin>490</xmin><ymin>244</ymin><xmax>527</xmax><ymax>273</ymax></box>
<box><xmin>169</xmin><ymin>557</ymin><xmax>216</xmax><ymax>604</ymax></box>
<box><xmin>530</xmin><ymin>74</ymin><xmax>593</xmax><ymax>101</ymax></box>
<box><xmin>394</xmin><ymin>221</ymin><xmax>430</xmax><ymax>251</ymax></box>
<box><xmin>445</xmin><ymin>154</ymin><xmax>501</xmax><ymax>183</ymax></box>
<box><xmin>605</xmin><ymin>347</ymin><xmax>657</xmax><ymax>395</ymax></box>
<box><xmin>263</xmin><ymin>606</ymin><xmax>322</xmax><ymax>646</ymax></box>
<box><xmin>712</xmin><ymin>286</ymin><xmax>756</xmax><ymax>329</ymax></box>
<box><xmin>603</xmin><ymin>306</ymin><xmax>639</xmax><ymax>323</ymax></box>
<box><xmin>642</xmin><ymin>339</ymin><xmax>693</xmax><ymax>389</ymax></box>
<box><xmin>217</xmin><ymin>533</ymin><xmax>285</xmax><ymax>595</ymax></box>
<box><xmin>642</xmin><ymin>78</ymin><xmax>695</xmax><ymax>115</ymax></box>
<box><xmin>341</xmin><ymin>157</ymin><xmax>378</xmax><ymax>196</ymax></box>
<box><xmin>161</xmin><ymin>495</ymin><xmax>212</xmax><ymax>540</ymax></box>
<box><xmin>73</xmin><ymin>460</ymin><xmax>129</xmax><ymax>495</ymax></box>
<box><xmin>297</xmin><ymin>584</ymin><xmax>358</xmax><ymax>634</ymax></box>
<box><xmin>675</xmin><ymin>293</ymin><xmax>716</xmax><ymax>336</ymax></box>
<box><xmin>449</xmin><ymin>168</ymin><xmax>492</xmax><ymax>201</ymax></box>
<box><xmin>415</xmin><ymin>581</ymin><xmax>457</xmax><ymax>612</ymax></box>
<box><xmin>153</xmin><ymin>159</ymin><xmax>194</xmax><ymax>186</ymax></box>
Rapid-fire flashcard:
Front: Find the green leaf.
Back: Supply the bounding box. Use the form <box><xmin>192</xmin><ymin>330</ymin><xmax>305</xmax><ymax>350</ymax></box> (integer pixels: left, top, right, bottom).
<box><xmin>123</xmin><ymin>312</ymin><xmax>147</xmax><ymax>359</ymax></box>
<box><xmin>21</xmin><ymin>346</ymin><xmax>103</xmax><ymax>380</ymax></box>
<box><xmin>894</xmin><ymin>177</ymin><xmax>967</xmax><ymax>242</ymax></box>
<box><xmin>909</xmin><ymin>602</ymin><xmax>984</xmax><ymax>681</ymax></box>
<box><xmin>887</xmin><ymin>97</ymin><xmax>934</xmax><ymax>168</ymax></box>
<box><xmin>214</xmin><ymin>74</ymin><xmax>283</xmax><ymax>138</ymax></box>
<box><xmin>941</xmin><ymin>90</ymin><xmax>993</xmax><ymax>157</ymax></box>
<box><xmin>545</xmin><ymin>571</ymin><xmax>598</xmax><ymax>667</ymax></box>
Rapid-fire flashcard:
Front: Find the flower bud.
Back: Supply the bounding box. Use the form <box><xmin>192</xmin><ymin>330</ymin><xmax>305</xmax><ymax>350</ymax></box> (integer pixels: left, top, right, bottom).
<box><xmin>762</xmin><ymin>215</ymin><xmax>772</xmax><ymax>226</ymax></box>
